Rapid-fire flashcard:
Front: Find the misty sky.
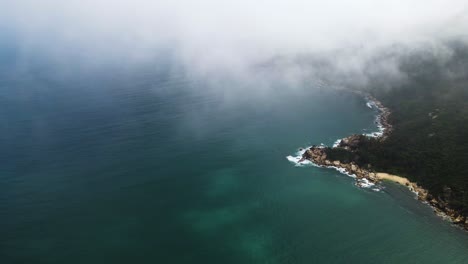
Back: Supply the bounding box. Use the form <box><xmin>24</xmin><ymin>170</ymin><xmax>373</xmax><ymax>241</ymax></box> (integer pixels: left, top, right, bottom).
<box><xmin>1</xmin><ymin>0</ymin><xmax>468</xmax><ymax>74</ymax></box>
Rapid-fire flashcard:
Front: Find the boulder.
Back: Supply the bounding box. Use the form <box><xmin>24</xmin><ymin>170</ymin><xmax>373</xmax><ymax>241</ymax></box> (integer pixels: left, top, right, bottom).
<box><xmin>320</xmin><ymin>154</ymin><xmax>327</xmax><ymax>161</ymax></box>
<box><xmin>338</xmin><ymin>134</ymin><xmax>363</xmax><ymax>150</ymax></box>
<box><xmin>453</xmin><ymin>215</ymin><xmax>465</xmax><ymax>224</ymax></box>
<box><xmin>303</xmin><ymin>149</ymin><xmax>313</xmax><ymax>159</ymax></box>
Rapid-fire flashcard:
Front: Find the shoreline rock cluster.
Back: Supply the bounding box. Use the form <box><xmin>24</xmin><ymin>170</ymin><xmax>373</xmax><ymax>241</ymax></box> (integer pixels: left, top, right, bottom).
<box><xmin>301</xmin><ymin>93</ymin><xmax>468</xmax><ymax>231</ymax></box>
<box><xmin>364</xmin><ymin>94</ymin><xmax>392</xmax><ymax>140</ymax></box>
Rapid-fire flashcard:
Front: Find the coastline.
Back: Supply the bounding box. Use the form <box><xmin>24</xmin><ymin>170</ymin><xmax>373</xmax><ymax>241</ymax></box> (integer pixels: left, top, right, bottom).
<box><xmin>296</xmin><ymin>92</ymin><xmax>468</xmax><ymax>231</ymax></box>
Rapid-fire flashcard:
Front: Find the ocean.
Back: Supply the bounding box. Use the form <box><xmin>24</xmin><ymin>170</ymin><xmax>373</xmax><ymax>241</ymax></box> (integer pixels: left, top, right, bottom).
<box><xmin>1</xmin><ymin>59</ymin><xmax>468</xmax><ymax>263</ymax></box>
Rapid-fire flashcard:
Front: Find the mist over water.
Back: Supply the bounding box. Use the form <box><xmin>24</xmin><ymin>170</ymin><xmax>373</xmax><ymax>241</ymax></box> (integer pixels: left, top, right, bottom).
<box><xmin>2</xmin><ymin>0</ymin><xmax>468</xmax><ymax>80</ymax></box>
<box><xmin>1</xmin><ymin>59</ymin><xmax>468</xmax><ymax>263</ymax></box>
<box><xmin>2</xmin><ymin>0</ymin><xmax>468</xmax><ymax>263</ymax></box>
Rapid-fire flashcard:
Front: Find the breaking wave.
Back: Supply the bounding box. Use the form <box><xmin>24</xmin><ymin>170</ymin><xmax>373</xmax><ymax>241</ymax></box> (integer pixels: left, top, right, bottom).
<box><xmin>286</xmin><ymin>147</ymin><xmax>314</xmax><ymax>167</ymax></box>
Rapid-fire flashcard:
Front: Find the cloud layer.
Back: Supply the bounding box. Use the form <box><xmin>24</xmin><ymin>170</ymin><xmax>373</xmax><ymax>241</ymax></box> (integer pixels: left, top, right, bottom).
<box><xmin>1</xmin><ymin>0</ymin><xmax>468</xmax><ymax>76</ymax></box>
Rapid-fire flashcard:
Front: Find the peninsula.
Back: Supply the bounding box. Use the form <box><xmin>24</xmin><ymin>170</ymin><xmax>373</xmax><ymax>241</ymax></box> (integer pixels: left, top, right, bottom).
<box><xmin>301</xmin><ymin>41</ymin><xmax>468</xmax><ymax>230</ymax></box>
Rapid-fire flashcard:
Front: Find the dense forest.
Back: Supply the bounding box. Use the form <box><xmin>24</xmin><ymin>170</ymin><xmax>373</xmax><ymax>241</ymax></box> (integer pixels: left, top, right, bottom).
<box><xmin>326</xmin><ymin>40</ymin><xmax>468</xmax><ymax>214</ymax></box>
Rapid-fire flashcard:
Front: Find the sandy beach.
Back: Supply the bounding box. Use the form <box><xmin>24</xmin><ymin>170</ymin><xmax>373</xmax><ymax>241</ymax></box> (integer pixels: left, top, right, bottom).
<box><xmin>375</xmin><ymin>173</ymin><xmax>411</xmax><ymax>185</ymax></box>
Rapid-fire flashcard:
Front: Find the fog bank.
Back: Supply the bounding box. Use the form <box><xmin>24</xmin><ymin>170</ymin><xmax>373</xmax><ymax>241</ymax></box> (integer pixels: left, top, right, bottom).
<box><xmin>1</xmin><ymin>0</ymin><xmax>468</xmax><ymax>85</ymax></box>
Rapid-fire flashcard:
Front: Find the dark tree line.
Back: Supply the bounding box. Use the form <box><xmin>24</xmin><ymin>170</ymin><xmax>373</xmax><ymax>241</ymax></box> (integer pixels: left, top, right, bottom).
<box><xmin>327</xmin><ymin>40</ymin><xmax>468</xmax><ymax>214</ymax></box>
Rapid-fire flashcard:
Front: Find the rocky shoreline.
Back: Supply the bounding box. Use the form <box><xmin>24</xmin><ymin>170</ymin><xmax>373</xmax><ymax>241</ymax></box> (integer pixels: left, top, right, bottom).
<box><xmin>300</xmin><ymin>93</ymin><xmax>468</xmax><ymax>231</ymax></box>
<box><xmin>362</xmin><ymin>93</ymin><xmax>392</xmax><ymax>140</ymax></box>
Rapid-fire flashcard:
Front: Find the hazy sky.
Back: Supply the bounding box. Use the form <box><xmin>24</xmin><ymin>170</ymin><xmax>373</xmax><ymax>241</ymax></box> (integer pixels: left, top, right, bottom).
<box><xmin>1</xmin><ymin>0</ymin><xmax>468</xmax><ymax>74</ymax></box>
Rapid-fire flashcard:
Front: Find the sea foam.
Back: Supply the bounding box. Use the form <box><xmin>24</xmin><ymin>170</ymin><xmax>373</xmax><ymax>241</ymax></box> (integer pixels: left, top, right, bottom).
<box><xmin>332</xmin><ymin>138</ymin><xmax>342</xmax><ymax>147</ymax></box>
<box><xmin>286</xmin><ymin>147</ymin><xmax>314</xmax><ymax>167</ymax></box>
<box><xmin>363</xmin><ymin>98</ymin><xmax>385</xmax><ymax>138</ymax></box>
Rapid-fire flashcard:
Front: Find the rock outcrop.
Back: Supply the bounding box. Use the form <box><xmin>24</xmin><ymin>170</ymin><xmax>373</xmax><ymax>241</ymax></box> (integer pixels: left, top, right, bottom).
<box><xmin>338</xmin><ymin>134</ymin><xmax>364</xmax><ymax>151</ymax></box>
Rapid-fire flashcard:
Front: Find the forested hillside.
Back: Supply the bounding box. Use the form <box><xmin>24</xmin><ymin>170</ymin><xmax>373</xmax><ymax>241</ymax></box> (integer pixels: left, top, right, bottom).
<box><xmin>328</xmin><ymin>41</ymin><xmax>468</xmax><ymax>214</ymax></box>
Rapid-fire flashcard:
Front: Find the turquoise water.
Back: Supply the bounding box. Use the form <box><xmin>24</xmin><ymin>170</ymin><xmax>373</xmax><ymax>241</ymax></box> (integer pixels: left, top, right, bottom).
<box><xmin>1</xmin><ymin>62</ymin><xmax>468</xmax><ymax>263</ymax></box>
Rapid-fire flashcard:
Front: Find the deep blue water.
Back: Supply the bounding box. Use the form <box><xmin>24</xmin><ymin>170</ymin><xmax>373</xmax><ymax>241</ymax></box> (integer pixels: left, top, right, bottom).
<box><xmin>1</xmin><ymin>60</ymin><xmax>468</xmax><ymax>263</ymax></box>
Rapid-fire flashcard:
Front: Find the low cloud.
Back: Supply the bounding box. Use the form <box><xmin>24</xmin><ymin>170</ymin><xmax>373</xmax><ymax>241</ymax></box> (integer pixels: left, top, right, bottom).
<box><xmin>1</xmin><ymin>0</ymin><xmax>467</xmax><ymax>86</ymax></box>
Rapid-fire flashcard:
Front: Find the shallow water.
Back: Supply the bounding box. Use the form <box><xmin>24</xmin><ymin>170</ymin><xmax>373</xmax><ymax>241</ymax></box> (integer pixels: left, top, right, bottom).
<box><xmin>1</xmin><ymin>62</ymin><xmax>468</xmax><ymax>263</ymax></box>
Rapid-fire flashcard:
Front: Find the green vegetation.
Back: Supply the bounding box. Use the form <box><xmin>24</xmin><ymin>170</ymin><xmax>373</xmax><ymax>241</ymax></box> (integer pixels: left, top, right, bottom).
<box><xmin>327</xmin><ymin>40</ymin><xmax>468</xmax><ymax>214</ymax></box>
